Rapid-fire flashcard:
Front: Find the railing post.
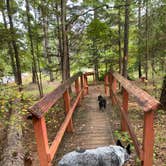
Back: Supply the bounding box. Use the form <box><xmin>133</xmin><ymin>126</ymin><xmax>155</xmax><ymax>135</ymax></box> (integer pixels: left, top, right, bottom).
<box><xmin>111</xmin><ymin>76</ymin><xmax>117</xmax><ymax>105</ymax></box>
<box><xmin>104</xmin><ymin>75</ymin><xmax>109</xmax><ymax>96</ymax></box>
<box><xmin>109</xmin><ymin>73</ymin><xmax>113</xmax><ymax>98</ymax></box>
<box><xmin>80</xmin><ymin>75</ymin><xmax>84</xmax><ymax>98</ymax></box>
<box><xmin>33</xmin><ymin>117</ymin><xmax>51</xmax><ymax>166</ymax></box>
<box><xmin>63</xmin><ymin>89</ymin><xmax>74</xmax><ymax>132</ymax></box>
<box><xmin>142</xmin><ymin>111</ymin><xmax>154</xmax><ymax>166</ymax></box>
<box><xmin>75</xmin><ymin>78</ymin><xmax>80</xmax><ymax>105</ymax></box>
<box><xmin>121</xmin><ymin>89</ymin><xmax>128</xmax><ymax>131</ymax></box>
<box><xmin>84</xmin><ymin>74</ymin><xmax>88</xmax><ymax>95</ymax></box>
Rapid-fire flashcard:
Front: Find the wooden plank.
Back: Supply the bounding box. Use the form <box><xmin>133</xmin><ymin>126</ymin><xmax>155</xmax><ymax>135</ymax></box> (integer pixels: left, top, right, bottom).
<box><xmin>49</xmin><ymin>89</ymin><xmax>83</xmax><ymax>160</ymax></box>
<box><xmin>29</xmin><ymin>72</ymin><xmax>82</xmax><ymax>118</ymax></box>
<box><xmin>112</xmin><ymin>72</ymin><xmax>160</xmax><ymax>112</ymax></box>
<box><xmin>142</xmin><ymin>111</ymin><xmax>154</xmax><ymax>166</ymax></box>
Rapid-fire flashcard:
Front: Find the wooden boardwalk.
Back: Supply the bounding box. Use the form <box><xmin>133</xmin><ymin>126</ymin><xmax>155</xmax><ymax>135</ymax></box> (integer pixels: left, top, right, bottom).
<box><xmin>54</xmin><ymin>85</ymin><xmax>115</xmax><ymax>164</ymax></box>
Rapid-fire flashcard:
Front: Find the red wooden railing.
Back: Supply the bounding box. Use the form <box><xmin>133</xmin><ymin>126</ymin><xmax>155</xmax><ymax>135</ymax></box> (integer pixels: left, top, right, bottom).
<box><xmin>28</xmin><ymin>72</ymin><xmax>91</xmax><ymax>166</ymax></box>
<box><xmin>104</xmin><ymin>71</ymin><xmax>160</xmax><ymax>166</ymax></box>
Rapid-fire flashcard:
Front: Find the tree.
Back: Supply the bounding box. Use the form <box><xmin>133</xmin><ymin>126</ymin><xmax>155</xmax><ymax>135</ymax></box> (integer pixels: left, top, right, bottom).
<box><xmin>160</xmin><ymin>75</ymin><xmax>166</xmax><ymax>111</ymax></box>
<box><xmin>122</xmin><ymin>0</ymin><xmax>130</xmax><ymax>78</ymax></box>
<box><xmin>40</xmin><ymin>0</ymin><xmax>54</xmax><ymax>81</ymax></box>
<box><xmin>6</xmin><ymin>0</ymin><xmax>22</xmax><ymax>87</ymax></box>
<box><xmin>25</xmin><ymin>0</ymin><xmax>43</xmax><ymax>97</ymax></box>
<box><xmin>138</xmin><ymin>0</ymin><xmax>142</xmax><ymax>78</ymax></box>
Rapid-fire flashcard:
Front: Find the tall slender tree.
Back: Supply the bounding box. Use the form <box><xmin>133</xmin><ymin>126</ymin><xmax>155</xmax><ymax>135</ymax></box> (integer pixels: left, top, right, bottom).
<box><xmin>122</xmin><ymin>0</ymin><xmax>130</xmax><ymax>78</ymax></box>
<box><xmin>6</xmin><ymin>0</ymin><xmax>22</xmax><ymax>86</ymax></box>
<box><xmin>138</xmin><ymin>0</ymin><xmax>142</xmax><ymax>78</ymax></box>
<box><xmin>25</xmin><ymin>0</ymin><xmax>43</xmax><ymax>97</ymax></box>
<box><xmin>1</xmin><ymin>6</ymin><xmax>17</xmax><ymax>82</ymax></box>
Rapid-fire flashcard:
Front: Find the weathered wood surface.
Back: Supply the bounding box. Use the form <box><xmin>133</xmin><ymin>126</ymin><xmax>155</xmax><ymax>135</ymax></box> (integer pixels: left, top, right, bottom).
<box><xmin>112</xmin><ymin>72</ymin><xmax>160</xmax><ymax>112</ymax></box>
<box><xmin>29</xmin><ymin>72</ymin><xmax>82</xmax><ymax>118</ymax></box>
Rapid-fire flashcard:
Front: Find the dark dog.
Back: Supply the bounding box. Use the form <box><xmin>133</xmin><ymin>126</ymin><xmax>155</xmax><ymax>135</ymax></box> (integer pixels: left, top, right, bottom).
<box><xmin>98</xmin><ymin>95</ymin><xmax>106</xmax><ymax>111</ymax></box>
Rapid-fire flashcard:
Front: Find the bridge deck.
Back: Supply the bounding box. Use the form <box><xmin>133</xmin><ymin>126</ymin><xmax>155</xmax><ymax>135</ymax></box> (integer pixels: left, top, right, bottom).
<box><xmin>54</xmin><ymin>84</ymin><xmax>115</xmax><ymax>164</ymax></box>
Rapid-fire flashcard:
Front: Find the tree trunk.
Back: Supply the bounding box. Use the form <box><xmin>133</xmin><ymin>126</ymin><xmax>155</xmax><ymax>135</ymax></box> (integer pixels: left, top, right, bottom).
<box><xmin>138</xmin><ymin>0</ymin><xmax>142</xmax><ymax>78</ymax></box>
<box><xmin>41</xmin><ymin>1</ymin><xmax>54</xmax><ymax>82</ymax></box>
<box><xmin>33</xmin><ymin>0</ymin><xmax>44</xmax><ymax>97</ymax></box>
<box><xmin>66</xmin><ymin>31</ymin><xmax>70</xmax><ymax>79</ymax></box>
<box><xmin>0</xmin><ymin>99</ymin><xmax>24</xmax><ymax>166</ymax></box>
<box><xmin>145</xmin><ymin>0</ymin><xmax>149</xmax><ymax>80</ymax></box>
<box><xmin>93</xmin><ymin>9</ymin><xmax>99</xmax><ymax>81</ymax></box>
<box><xmin>1</xmin><ymin>10</ymin><xmax>17</xmax><ymax>82</ymax></box>
<box><xmin>56</xmin><ymin>2</ymin><xmax>63</xmax><ymax>78</ymax></box>
<box><xmin>6</xmin><ymin>0</ymin><xmax>22</xmax><ymax>86</ymax></box>
<box><xmin>61</xmin><ymin>0</ymin><xmax>69</xmax><ymax>82</ymax></box>
<box><xmin>122</xmin><ymin>0</ymin><xmax>130</xmax><ymax>78</ymax></box>
<box><xmin>160</xmin><ymin>75</ymin><xmax>166</xmax><ymax>111</ymax></box>
<box><xmin>118</xmin><ymin>8</ymin><xmax>122</xmax><ymax>75</ymax></box>
<box><xmin>25</xmin><ymin>0</ymin><xmax>43</xmax><ymax>97</ymax></box>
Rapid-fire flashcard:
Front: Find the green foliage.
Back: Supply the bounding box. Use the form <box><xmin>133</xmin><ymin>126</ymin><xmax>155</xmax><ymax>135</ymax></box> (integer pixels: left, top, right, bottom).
<box><xmin>87</xmin><ymin>19</ymin><xmax>111</xmax><ymax>45</ymax></box>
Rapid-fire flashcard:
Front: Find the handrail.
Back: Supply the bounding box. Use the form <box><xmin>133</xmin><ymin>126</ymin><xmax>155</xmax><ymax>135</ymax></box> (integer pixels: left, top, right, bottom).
<box><xmin>104</xmin><ymin>71</ymin><xmax>160</xmax><ymax>166</ymax></box>
<box><xmin>29</xmin><ymin>72</ymin><xmax>82</xmax><ymax>118</ymax></box>
<box><xmin>111</xmin><ymin>72</ymin><xmax>160</xmax><ymax>112</ymax></box>
<box><xmin>28</xmin><ymin>72</ymin><xmax>91</xmax><ymax>166</ymax></box>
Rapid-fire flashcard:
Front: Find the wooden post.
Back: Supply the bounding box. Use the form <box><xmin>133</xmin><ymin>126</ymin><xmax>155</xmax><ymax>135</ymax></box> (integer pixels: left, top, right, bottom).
<box><xmin>104</xmin><ymin>75</ymin><xmax>109</xmax><ymax>96</ymax></box>
<box><xmin>112</xmin><ymin>76</ymin><xmax>117</xmax><ymax>105</ymax></box>
<box><xmin>33</xmin><ymin>117</ymin><xmax>51</xmax><ymax>166</ymax></box>
<box><xmin>75</xmin><ymin>78</ymin><xmax>80</xmax><ymax>105</ymax></box>
<box><xmin>121</xmin><ymin>89</ymin><xmax>128</xmax><ymax>131</ymax></box>
<box><xmin>109</xmin><ymin>73</ymin><xmax>113</xmax><ymax>98</ymax></box>
<box><xmin>84</xmin><ymin>75</ymin><xmax>88</xmax><ymax>95</ymax></box>
<box><xmin>80</xmin><ymin>75</ymin><xmax>84</xmax><ymax>98</ymax></box>
<box><xmin>142</xmin><ymin>111</ymin><xmax>154</xmax><ymax>166</ymax></box>
<box><xmin>63</xmin><ymin>89</ymin><xmax>73</xmax><ymax>132</ymax></box>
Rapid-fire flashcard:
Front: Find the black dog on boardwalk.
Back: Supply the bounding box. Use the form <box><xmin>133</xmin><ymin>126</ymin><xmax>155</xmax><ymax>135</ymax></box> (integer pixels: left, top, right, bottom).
<box><xmin>98</xmin><ymin>95</ymin><xmax>106</xmax><ymax>111</ymax></box>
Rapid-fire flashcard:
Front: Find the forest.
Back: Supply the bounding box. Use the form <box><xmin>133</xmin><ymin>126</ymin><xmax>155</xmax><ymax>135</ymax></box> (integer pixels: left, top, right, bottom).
<box><xmin>0</xmin><ymin>0</ymin><xmax>166</xmax><ymax>165</ymax></box>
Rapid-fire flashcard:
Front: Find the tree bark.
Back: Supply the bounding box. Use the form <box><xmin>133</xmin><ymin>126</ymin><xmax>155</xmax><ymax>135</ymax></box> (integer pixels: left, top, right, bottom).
<box><xmin>118</xmin><ymin>8</ymin><xmax>122</xmax><ymax>75</ymax></box>
<box><xmin>56</xmin><ymin>2</ymin><xmax>63</xmax><ymax>77</ymax></box>
<box><xmin>1</xmin><ymin>9</ymin><xmax>17</xmax><ymax>82</ymax></box>
<box><xmin>61</xmin><ymin>0</ymin><xmax>69</xmax><ymax>82</ymax></box>
<box><xmin>93</xmin><ymin>9</ymin><xmax>99</xmax><ymax>81</ymax></box>
<box><xmin>145</xmin><ymin>0</ymin><xmax>149</xmax><ymax>80</ymax></box>
<box><xmin>122</xmin><ymin>0</ymin><xmax>130</xmax><ymax>78</ymax></box>
<box><xmin>6</xmin><ymin>0</ymin><xmax>22</xmax><ymax>86</ymax></box>
<box><xmin>138</xmin><ymin>0</ymin><xmax>142</xmax><ymax>78</ymax></box>
<box><xmin>160</xmin><ymin>75</ymin><xmax>166</xmax><ymax>111</ymax></box>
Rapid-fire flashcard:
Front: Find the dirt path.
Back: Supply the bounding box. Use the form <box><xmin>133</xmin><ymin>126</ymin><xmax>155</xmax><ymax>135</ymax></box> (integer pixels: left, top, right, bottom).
<box><xmin>54</xmin><ymin>84</ymin><xmax>115</xmax><ymax>165</ymax></box>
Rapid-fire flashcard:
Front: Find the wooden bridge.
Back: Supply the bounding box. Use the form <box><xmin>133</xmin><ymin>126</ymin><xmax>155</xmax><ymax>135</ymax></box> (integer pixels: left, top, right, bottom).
<box><xmin>29</xmin><ymin>71</ymin><xmax>160</xmax><ymax>166</ymax></box>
